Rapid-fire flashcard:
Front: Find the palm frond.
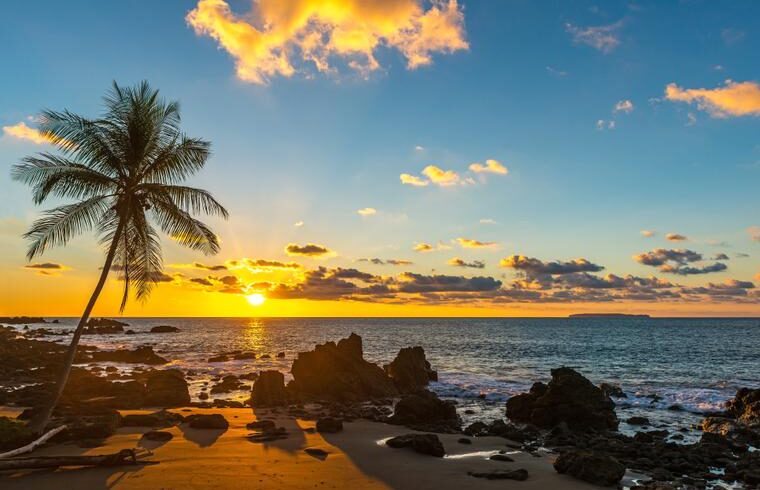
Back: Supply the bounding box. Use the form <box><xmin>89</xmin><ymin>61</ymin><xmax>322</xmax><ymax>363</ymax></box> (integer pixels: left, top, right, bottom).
<box><xmin>149</xmin><ymin>195</ymin><xmax>221</xmax><ymax>255</ymax></box>
<box><xmin>142</xmin><ymin>184</ymin><xmax>228</xmax><ymax>218</ymax></box>
<box><xmin>140</xmin><ymin>136</ymin><xmax>210</xmax><ymax>184</ymax></box>
<box><xmin>12</xmin><ymin>154</ymin><xmax>117</xmax><ymax>204</ymax></box>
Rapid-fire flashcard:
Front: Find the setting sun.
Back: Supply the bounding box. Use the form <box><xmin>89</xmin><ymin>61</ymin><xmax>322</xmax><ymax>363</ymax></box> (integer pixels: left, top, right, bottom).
<box><xmin>246</xmin><ymin>293</ymin><xmax>266</xmax><ymax>306</ymax></box>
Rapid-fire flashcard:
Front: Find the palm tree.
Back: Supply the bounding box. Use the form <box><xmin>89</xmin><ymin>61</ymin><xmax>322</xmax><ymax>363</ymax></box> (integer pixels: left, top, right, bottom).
<box><xmin>12</xmin><ymin>81</ymin><xmax>228</xmax><ymax>434</ymax></box>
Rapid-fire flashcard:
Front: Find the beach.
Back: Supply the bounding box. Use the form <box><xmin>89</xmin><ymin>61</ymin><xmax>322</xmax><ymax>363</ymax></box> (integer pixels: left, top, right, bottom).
<box><xmin>0</xmin><ymin>406</ymin><xmax>597</xmax><ymax>490</ymax></box>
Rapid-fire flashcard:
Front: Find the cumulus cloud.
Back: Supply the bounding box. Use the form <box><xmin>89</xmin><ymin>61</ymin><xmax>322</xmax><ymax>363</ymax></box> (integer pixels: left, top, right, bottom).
<box><xmin>448</xmin><ymin>257</ymin><xmax>485</xmax><ymax>269</ymax></box>
<box><xmin>358</xmin><ymin>258</ymin><xmax>413</xmax><ymax>266</ymax></box>
<box><xmin>500</xmin><ymin>255</ymin><xmax>604</xmax><ymax>276</ymax></box>
<box><xmin>641</xmin><ymin>230</ymin><xmax>655</xmax><ymax>238</ymax></box>
<box><xmin>244</xmin><ymin>259</ymin><xmax>302</xmax><ymax>269</ymax></box>
<box><xmin>186</xmin><ymin>0</ymin><xmax>468</xmax><ymax>85</ymax></box>
<box><xmin>422</xmin><ymin>165</ymin><xmax>462</xmax><ymax>186</ymax></box>
<box><xmin>666</xmin><ymin>233</ymin><xmax>687</xmax><ymax>242</ymax></box>
<box><xmin>456</xmin><ymin>237</ymin><xmax>498</xmax><ymax>249</ymax></box>
<box><xmin>285</xmin><ymin>242</ymin><xmax>335</xmax><ymax>258</ymax></box>
<box><xmin>633</xmin><ymin>248</ymin><xmax>727</xmax><ymax>275</ymax></box>
<box><xmin>190</xmin><ymin>277</ymin><xmax>214</xmax><ymax>287</ymax></box>
<box><xmin>665</xmin><ymin>81</ymin><xmax>760</xmax><ymax>118</ymax></box>
<box><xmin>414</xmin><ymin>241</ymin><xmax>451</xmax><ymax>253</ymax></box>
<box><xmin>565</xmin><ymin>21</ymin><xmax>622</xmax><ymax>53</ymax></box>
<box><xmin>469</xmin><ymin>159</ymin><xmax>508</xmax><ymax>175</ymax></box>
<box><xmin>357</xmin><ymin>207</ymin><xmax>377</xmax><ymax>216</ymax></box>
<box><xmin>400</xmin><ymin>173</ymin><xmax>430</xmax><ymax>187</ymax></box>
<box><xmin>614</xmin><ymin>100</ymin><xmax>634</xmax><ymax>113</ymax></box>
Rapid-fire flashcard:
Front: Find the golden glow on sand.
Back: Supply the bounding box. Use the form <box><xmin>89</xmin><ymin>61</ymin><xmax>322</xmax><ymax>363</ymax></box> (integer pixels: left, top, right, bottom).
<box><xmin>246</xmin><ymin>293</ymin><xmax>266</xmax><ymax>306</ymax></box>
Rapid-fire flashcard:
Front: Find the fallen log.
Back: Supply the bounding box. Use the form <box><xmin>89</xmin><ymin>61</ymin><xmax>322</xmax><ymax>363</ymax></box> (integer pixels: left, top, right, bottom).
<box><xmin>0</xmin><ymin>448</ymin><xmax>154</xmax><ymax>471</ymax></box>
<box><xmin>0</xmin><ymin>425</ymin><xmax>67</xmax><ymax>459</ymax></box>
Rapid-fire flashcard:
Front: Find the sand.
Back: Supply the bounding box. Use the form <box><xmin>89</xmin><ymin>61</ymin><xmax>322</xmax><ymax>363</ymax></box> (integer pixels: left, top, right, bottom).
<box><xmin>0</xmin><ymin>407</ymin><xmax>598</xmax><ymax>489</ymax></box>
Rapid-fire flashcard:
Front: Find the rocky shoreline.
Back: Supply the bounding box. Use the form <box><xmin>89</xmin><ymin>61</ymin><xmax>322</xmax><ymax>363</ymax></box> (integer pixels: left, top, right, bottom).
<box><xmin>1</xmin><ymin>322</ymin><xmax>758</xmax><ymax>488</ymax></box>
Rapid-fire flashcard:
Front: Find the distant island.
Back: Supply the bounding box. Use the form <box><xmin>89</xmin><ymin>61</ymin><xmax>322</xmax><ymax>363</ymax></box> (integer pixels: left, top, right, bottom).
<box><xmin>568</xmin><ymin>313</ymin><xmax>651</xmax><ymax>318</ymax></box>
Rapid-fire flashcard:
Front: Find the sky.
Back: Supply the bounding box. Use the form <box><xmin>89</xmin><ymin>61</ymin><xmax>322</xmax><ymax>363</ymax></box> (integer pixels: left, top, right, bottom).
<box><xmin>1</xmin><ymin>0</ymin><xmax>760</xmax><ymax>317</ymax></box>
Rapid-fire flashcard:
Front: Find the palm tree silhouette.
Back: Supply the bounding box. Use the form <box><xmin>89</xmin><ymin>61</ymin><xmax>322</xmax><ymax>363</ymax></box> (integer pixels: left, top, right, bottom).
<box><xmin>12</xmin><ymin>81</ymin><xmax>228</xmax><ymax>433</ymax></box>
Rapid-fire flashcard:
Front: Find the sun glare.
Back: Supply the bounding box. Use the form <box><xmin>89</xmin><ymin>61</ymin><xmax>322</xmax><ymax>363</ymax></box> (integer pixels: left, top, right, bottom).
<box><xmin>246</xmin><ymin>293</ymin><xmax>266</xmax><ymax>306</ymax></box>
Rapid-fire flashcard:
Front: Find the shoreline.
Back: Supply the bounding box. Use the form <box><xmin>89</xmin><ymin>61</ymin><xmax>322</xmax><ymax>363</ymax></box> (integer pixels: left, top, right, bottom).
<box><xmin>0</xmin><ymin>406</ymin><xmax>600</xmax><ymax>489</ymax></box>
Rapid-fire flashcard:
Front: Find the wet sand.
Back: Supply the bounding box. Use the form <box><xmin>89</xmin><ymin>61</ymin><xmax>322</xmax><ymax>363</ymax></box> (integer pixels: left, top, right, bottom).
<box><xmin>0</xmin><ymin>407</ymin><xmax>597</xmax><ymax>489</ymax></box>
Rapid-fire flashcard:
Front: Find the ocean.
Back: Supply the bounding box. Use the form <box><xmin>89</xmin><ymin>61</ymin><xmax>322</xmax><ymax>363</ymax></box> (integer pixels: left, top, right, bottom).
<box><xmin>25</xmin><ymin>316</ymin><xmax>760</xmax><ymax>442</ymax></box>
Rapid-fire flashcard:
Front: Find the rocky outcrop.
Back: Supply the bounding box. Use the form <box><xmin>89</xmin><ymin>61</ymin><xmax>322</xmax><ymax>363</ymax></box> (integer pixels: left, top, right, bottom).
<box><xmin>726</xmin><ymin>387</ymin><xmax>760</xmax><ymax>427</ymax></box>
<box><xmin>288</xmin><ymin>333</ymin><xmax>399</xmax><ymax>402</ymax></box>
<box><xmin>143</xmin><ymin>369</ymin><xmax>191</xmax><ymax>407</ymax></box>
<box><xmin>90</xmin><ymin>346</ymin><xmax>168</xmax><ymax>365</ymax></box>
<box><xmin>185</xmin><ymin>413</ymin><xmax>229</xmax><ymax>430</ymax></box>
<box><xmin>210</xmin><ymin>375</ymin><xmax>247</xmax><ymax>394</ymax></box>
<box><xmin>386</xmin><ymin>434</ymin><xmax>445</xmax><ymax>457</ymax></box>
<box><xmin>600</xmin><ymin>383</ymin><xmax>626</xmax><ymax>399</ymax></box>
<box><xmin>384</xmin><ymin>346</ymin><xmax>438</xmax><ymax>393</ymax></box>
<box><xmin>83</xmin><ymin>318</ymin><xmax>128</xmax><ymax>334</ymax></box>
<box><xmin>554</xmin><ymin>449</ymin><xmax>625</xmax><ymax>487</ymax></box>
<box><xmin>250</xmin><ymin>370</ymin><xmax>288</xmax><ymax>407</ymax></box>
<box><xmin>150</xmin><ymin>325</ymin><xmax>180</xmax><ymax>333</ymax></box>
<box><xmin>506</xmin><ymin>367</ymin><xmax>618</xmax><ymax>431</ymax></box>
<box><xmin>388</xmin><ymin>390</ymin><xmax>460</xmax><ymax>432</ymax></box>
<box><xmin>0</xmin><ymin>317</ymin><xmax>47</xmax><ymax>325</ymax></box>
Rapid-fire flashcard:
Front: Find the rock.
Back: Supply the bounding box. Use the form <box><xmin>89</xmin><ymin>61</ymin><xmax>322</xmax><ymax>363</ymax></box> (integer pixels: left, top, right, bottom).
<box><xmin>277</xmin><ymin>352</ymin><xmax>285</xmax><ymax>358</ymax></box>
<box><xmin>386</xmin><ymin>434</ymin><xmax>445</xmax><ymax>457</ymax></box>
<box><xmin>150</xmin><ymin>325</ymin><xmax>180</xmax><ymax>333</ymax></box>
<box><xmin>457</xmin><ymin>437</ymin><xmax>472</xmax><ymax>444</ymax></box>
<box><xmin>142</xmin><ymin>430</ymin><xmax>173</xmax><ymax>442</ymax></box>
<box><xmin>468</xmin><ymin>469</ymin><xmax>529</xmax><ymax>481</ymax></box>
<box><xmin>600</xmin><ymin>383</ymin><xmax>627</xmax><ymax>398</ymax></box>
<box><xmin>90</xmin><ymin>346</ymin><xmax>168</xmax><ymax>365</ymax></box>
<box><xmin>251</xmin><ymin>370</ymin><xmax>288</xmax><ymax>407</ymax></box>
<box><xmin>506</xmin><ymin>368</ymin><xmax>618</xmax><ymax>431</ymax></box>
<box><xmin>82</xmin><ymin>318</ymin><xmax>127</xmax><ymax>334</ymax></box>
<box><xmin>208</xmin><ymin>355</ymin><xmax>229</xmax><ymax>363</ymax></box>
<box><xmin>288</xmin><ymin>333</ymin><xmax>399</xmax><ymax>402</ymax></box>
<box><xmin>121</xmin><ymin>410</ymin><xmax>183</xmax><ymax>428</ymax></box>
<box><xmin>490</xmin><ymin>454</ymin><xmax>514</xmax><ymax>462</ymax></box>
<box><xmin>388</xmin><ymin>390</ymin><xmax>460</xmax><ymax>432</ymax></box>
<box><xmin>0</xmin><ymin>416</ymin><xmax>34</xmax><ymax>451</ymax></box>
<box><xmin>0</xmin><ymin>316</ymin><xmax>47</xmax><ymax>324</ymax></box>
<box><xmin>199</xmin><ymin>392</ymin><xmax>209</xmax><ymax>400</ymax></box>
<box><xmin>316</xmin><ymin>417</ymin><xmax>343</xmax><ymax>433</ymax></box>
<box><xmin>726</xmin><ymin>388</ymin><xmax>760</xmax><ymax>427</ymax></box>
<box><xmin>210</xmin><ymin>375</ymin><xmax>247</xmax><ymax>394</ymax></box>
<box><xmin>87</xmin><ymin>318</ymin><xmax>129</xmax><ymax>327</ymax></box>
<box><xmin>553</xmin><ymin>449</ymin><xmax>626</xmax><ymax>487</ymax></box>
<box><xmin>627</xmin><ymin>416</ymin><xmax>650</xmax><ymax>425</ymax></box>
<box><xmin>701</xmin><ymin>416</ymin><xmax>758</xmax><ymax>446</ymax></box>
<box><xmin>232</xmin><ymin>352</ymin><xmax>256</xmax><ymax>360</ymax></box>
<box><xmin>246</xmin><ymin>420</ymin><xmax>276</xmax><ymax>431</ymax></box>
<box><xmin>54</xmin><ymin>368</ymin><xmax>146</xmax><ymax>411</ymax></box>
<box><xmin>247</xmin><ymin>426</ymin><xmax>288</xmax><ymax>442</ymax></box>
<box><xmin>384</xmin><ymin>346</ymin><xmax>438</xmax><ymax>393</ymax></box>
<box><xmin>143</xmin><ymin>369</ymin><xmax>191</xmax><ymax>407</ymax></box>
<box><xmin>53</xmin><ymin>410</ymin><xmax>122</xmax><ymax>442</ymax></box>
<box><xmin>185</xmin><ymin>413</ymin><xmax>229</xmax><ymax>430</ymax></box>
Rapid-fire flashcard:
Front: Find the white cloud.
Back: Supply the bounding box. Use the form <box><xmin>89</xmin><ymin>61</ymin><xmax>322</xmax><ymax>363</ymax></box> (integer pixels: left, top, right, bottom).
<box><xmin>614</xmin><ymin>100</ymin><xmax>634</xmax><ymax>114</ymax></box>
<box><xmin>357</xmin><ymin>207</ymin><xmax>377</xmax><ymax>216</ymax></box>
<box><xmin>565</xmin><ymin>21</ymin><xmax>622</xmax><ymax>53</ymax></box>
<box><xmin>469</xmin><ymin>159</ymin><xmax>508</xmax><ymax>175</ymax></box>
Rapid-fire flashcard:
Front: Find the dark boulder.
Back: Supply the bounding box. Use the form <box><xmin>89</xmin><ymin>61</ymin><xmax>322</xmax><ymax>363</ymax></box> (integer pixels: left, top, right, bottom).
<box><xmin>53</xmin><ymin>410</ymin><xmax>122</xmax><ymax>442</ymax></box>
<box><xmin>150</xmin><ymin>325</ymin><xmax>180</xmax><ymax>333</ymax></box>
<box><xmin>246</xmin><ymin>419</ymin><xmax>276</xmax><ymax>431</ymax></box>
<box><xmin>186</xmin><ymin>413</ymin><xmax>229</xmax><ymax>430</ymax></box>
<box><xmin>600</xmin><ymin>383</ymin><xmax>627</xmax><ymax>399</ymax></box>
<box><xmin>727</xmin><ymin>387</ymin><xmax>760</xmax><ymax>427</ymax></box>
<box><xmin>316</xmin><ymin>417</ymin><xmax>343</xmax><ymax>433</ymax></box>
<box><xmin>384</xmin><ymin>346</ymin><xmax>438</xmax><ymax>393</ymax></box>
<box><xmin>58</xmin><ymin>368</ymin><xmax>146</xmax><ymax>410</ymax></box>
<box><xmin>90</xmin><ymin>346</ymin><xmax>168</xmax><ymax>365</ymax></box>
<box><xmin>251</xmin><ymin>370</ymin><xmax>288</xmax><ymax>407</ymax></box>
<box><xmin>83</xmin><ymin>318</ymin><xmax>127</xmax><ymax>334</ymax></box>
<box><xmin>388</xmin><ymin>390</ymin><xmax>460</xmax><ymax>432</ymax></box>
<box><xmin>506</xmin><ymin>368</ymin><xmax>618</xmax><ymax>431</ymax></box>
<box><xmin>121</xmin><ymin>410</ymin><xmax>184</xmax><ymax>428</ymax></box>
<box><xmin>554</xmin><ymin>449</ymin><xmax>625</xmax><ymax>487</ymax></box>
<box><xmin>142</xmin><ymin>430</ymin><xmax>173</xmax><ymax>442</ymax></box>
<box><xmin>210</xmin><ymin>375</ymin><xmax>247</xmax><ymax>394</ymax></box>
<box><xmin>386</xmin><ymin>433</ymin><xmax>445</xmax><ymax>457</ymax></box>
<box><xmin>627</xmin><ymin>416</ymin><xmax>650</xmax><ymax>426</ymax></box>
<box><xmin>468</xmin><ymin>469</ymin><xmax>529</xmax><ymax>481</ymax></box>
<box><xmin>288</xmin><ymin>333</ymin><xmax>398</xmax><ymax>402</ymax></box>
<box><xmin>143</xmin><ymin>369</ymin><xmax>191</xmax><ymax>407</ymax></box>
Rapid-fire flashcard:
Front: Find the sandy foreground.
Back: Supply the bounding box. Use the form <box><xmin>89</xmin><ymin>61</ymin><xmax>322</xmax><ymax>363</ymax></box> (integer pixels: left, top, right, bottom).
<box><xmin>0</xmin><ymin>406</ymin><xmax>606</xmax><ymax>490</ymax></box>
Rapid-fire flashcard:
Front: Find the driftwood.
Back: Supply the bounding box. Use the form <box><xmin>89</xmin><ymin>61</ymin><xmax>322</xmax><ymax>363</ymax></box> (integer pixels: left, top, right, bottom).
<box><xmin>0</xmin><ymin>425</ymin><xmax>68</xmax><ymax>459</ymax></box>
<box><xmin>0</xmin><ymin>448</ymin><xmax>155</xmax><ymax>471</ymax></box>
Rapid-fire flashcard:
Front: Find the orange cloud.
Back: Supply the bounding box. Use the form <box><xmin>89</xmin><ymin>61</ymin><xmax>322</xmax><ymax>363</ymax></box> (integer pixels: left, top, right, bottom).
<box><xmin>456</xmin><ymin>237</ymin><xmax>498</xmax><ymax>249</ymax></box>
<box><xmin>414</xmin><ymin>241</ymin><xmax>451</xmax><ymax>253</ymax></box>
<box><xmin>665</xmin><ymin>81</ymin><xmax>760</xmax><ymax>117</ymax></box>
<box><xmin>187</xmin><ymin>0</ymin><xmax>468</xmax><ymax>85</ymax></box>
<box><xmin>469</xmin><ymin>159</ymin><xmax>508</xmax><ymax>175</ymax></box>
<box><xmin>2</xmin><ymin>122</ymin><xmax>53</xmax><ymax>145</ymax></box>
<box><xmin>285</xmin><ymin>242</ymin><xmax>335</xmax><ymax>258</ymax></box>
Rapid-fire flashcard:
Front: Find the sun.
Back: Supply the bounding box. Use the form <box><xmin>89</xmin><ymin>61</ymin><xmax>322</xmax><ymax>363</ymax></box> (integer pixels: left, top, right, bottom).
<box><xmin>246</xmin><ymin>293</ymin><xmax>266</xmax><ymax>306</ymax></box>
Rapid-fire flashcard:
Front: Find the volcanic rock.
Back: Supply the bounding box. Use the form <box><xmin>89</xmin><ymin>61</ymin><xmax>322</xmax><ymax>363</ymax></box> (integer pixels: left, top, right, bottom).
<box><xmin>384</xmin><ymin>346</ymin><xmax>438</xmax><ymax>393</ymax></box>
<box><xmin>386</xmin><ymin>433</ymin><xmax>445</xmax><ymax>457</ymax></box>
<box><xmin>250</xmin><ymin>370</ymin><xmax>288</xmax><ymax>407</ymax></box>
<box><xmin>554</xmin><ymin>449</ymin><xmax>626</xmax><ymax>487</ymax></box>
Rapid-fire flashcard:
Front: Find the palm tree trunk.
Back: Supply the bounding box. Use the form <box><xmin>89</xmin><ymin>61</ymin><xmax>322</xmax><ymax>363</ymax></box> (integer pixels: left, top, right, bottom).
<box><xmin>28</xmin><ymin>218</ymin><xmax>125</xmax><ymax>434</ymax></box>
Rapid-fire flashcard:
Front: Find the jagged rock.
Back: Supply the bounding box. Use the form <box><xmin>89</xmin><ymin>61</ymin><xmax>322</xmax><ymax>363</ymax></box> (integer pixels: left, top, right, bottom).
<box><xmin>90</xmin><ymin>346</ymin><xmax>168</xmax><ymax>365</ymax></box>
<box><xmin>150</xmin><ymin>325</ymin><xmax>180</xmax><ymax>333</ymax></box>
<box><xmin>506</xmin><ymin>368</ymin><xmax>618</xmax><ymax>431</ymax></box>
<box><xmin>727</xmin><ymin>388</ymin><xmax>760</xmax><ymax>427</ymax></box>
<box><xmin>251</xmin><ymin>370</ymin><xmax>288</xmax><ymax>407</ymax></box>
<box><xmin>468</xmin><ymin>469</ymin><xmax>528</xmax><ymax>481</ymax></box>
<box><xmin>554</xmin><ymin>449</ymin><xmax>625</xmax><ymax>487</ymax></box>
<box><xmin>701</xmin><ymin>416</ymin><xmax>759</xmax><ymax>446</ymax></box>
<box><xmin>389</xmin><ymin>390</ymin><xmax>460</xmax><ymax>432</ymax></box>
<box><xmin>82</xmin><ymin>318</ymin><xmax>128</xmax><ymax>334</ymax></box>
<box><xmin>386</xmin><ymin>433</ymin><xmax>445</xmax><ymax>457</ymax></box>
<box><xmin>186</xmin><ymin>413</ymin><xmax>229</xmax><ymax>430</ymax></box>
<box><xmin>316</xmin><ymin>417</ymin><xmax>343</xmax><ymax>433</ymax></box>
<box><xmin>143</xmin><ymin>369</ymin><xmax>191</xmax><ymax>407</ymax></box>
<box><xmin>384</xmin><ymin>346</ymin><xmax>438</xmax><ymax>393</ymax></box>
<box><xmin>288</xmin><ymin>333</ymin><xmax>398</xmax><ymax>402</ymax></box>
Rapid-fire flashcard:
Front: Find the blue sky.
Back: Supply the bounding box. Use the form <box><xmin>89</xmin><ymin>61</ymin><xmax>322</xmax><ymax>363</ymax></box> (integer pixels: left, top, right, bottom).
<box><xmin>1</xmin><ymin>0</ymin><xmax>759</xmax><ymax>316</ymax></box>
